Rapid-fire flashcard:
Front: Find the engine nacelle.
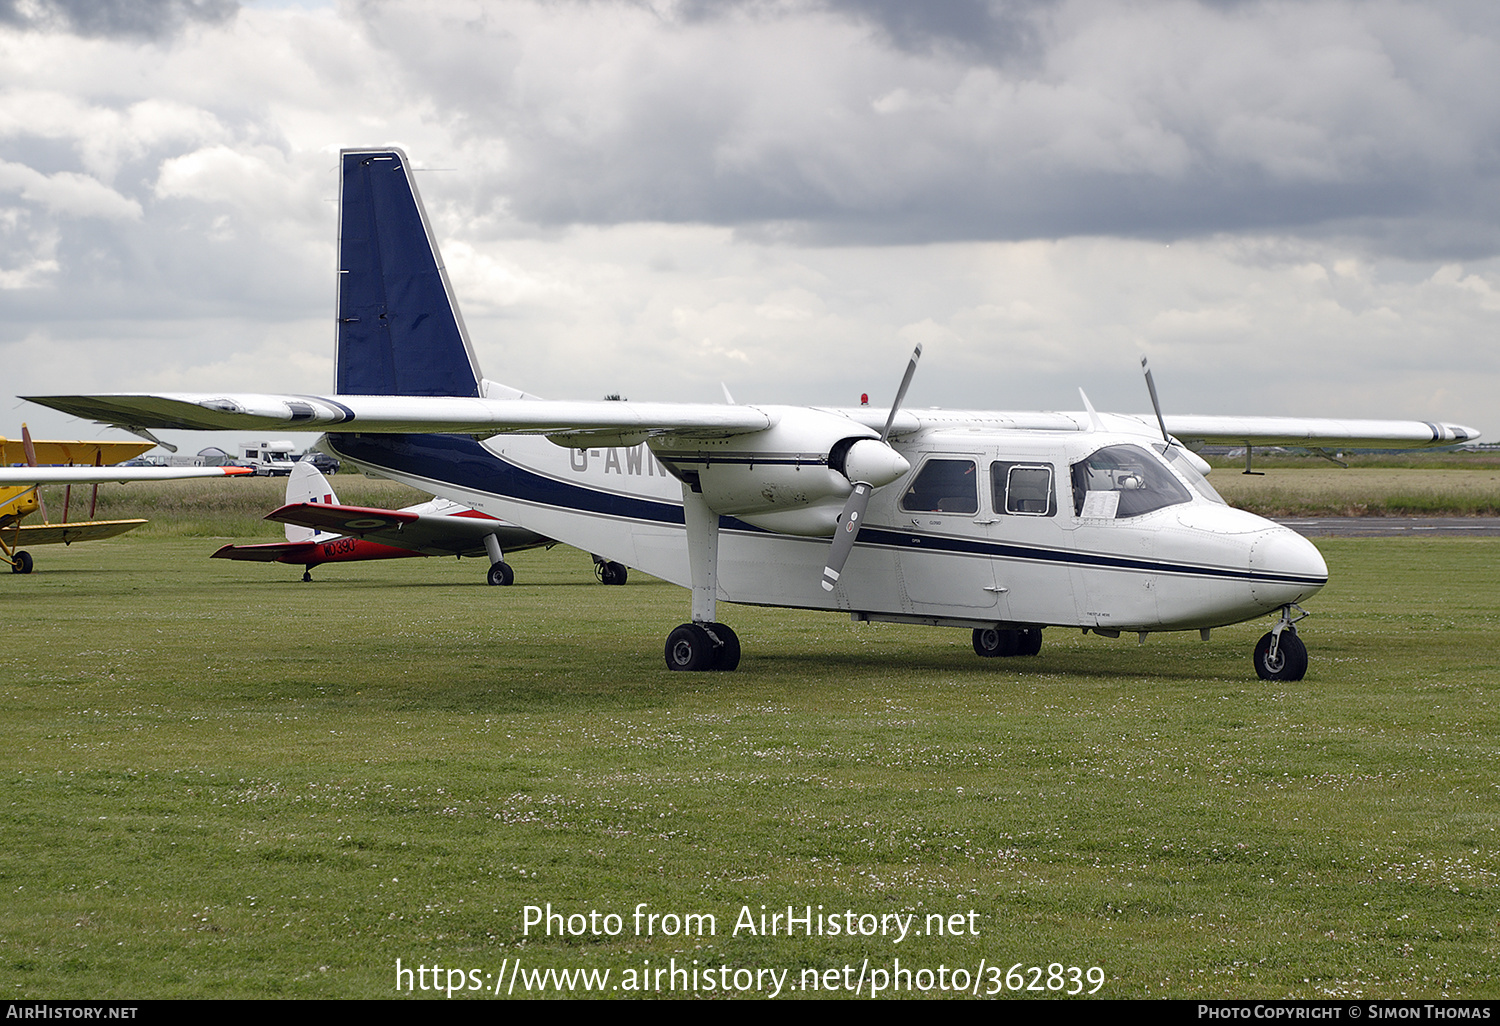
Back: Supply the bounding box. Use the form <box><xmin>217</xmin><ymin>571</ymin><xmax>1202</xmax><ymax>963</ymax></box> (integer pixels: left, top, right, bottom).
<box><xmin>648</xmin><ymin>406</ymin><xmax>910</xmax><ymax>535</ymax></box>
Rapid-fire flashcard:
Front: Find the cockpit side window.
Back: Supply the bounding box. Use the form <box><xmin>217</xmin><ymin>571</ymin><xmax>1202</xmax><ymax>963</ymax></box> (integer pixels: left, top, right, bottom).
<box><xmin>991</xmin><ymin>462</ymin><xmax>1056</xmax><ymax>516</ymax></box>
<box><xmin>900</xmin><ymin>458</ymin><xmax>979</xmax><ymax>515</ymax></box>
<box><xmin>1070</xmin><ymin>444</ymin><xmax>1192</xmax><ymax>519</ymax></box>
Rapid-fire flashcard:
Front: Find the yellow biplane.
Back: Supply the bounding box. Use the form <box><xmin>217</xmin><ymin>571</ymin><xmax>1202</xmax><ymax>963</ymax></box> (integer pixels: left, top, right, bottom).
<box><xmin>1</xmin><ymin>425</ymin><xmax>248</xmax><ymax>573</ymax></box>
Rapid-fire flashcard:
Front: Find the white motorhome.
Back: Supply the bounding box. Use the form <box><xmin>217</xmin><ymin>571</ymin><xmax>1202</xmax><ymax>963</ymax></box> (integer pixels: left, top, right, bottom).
<box><xmin>237</xmin><ymin>440</ymin><xmax>298</xmax><ymax>476</ymax></box>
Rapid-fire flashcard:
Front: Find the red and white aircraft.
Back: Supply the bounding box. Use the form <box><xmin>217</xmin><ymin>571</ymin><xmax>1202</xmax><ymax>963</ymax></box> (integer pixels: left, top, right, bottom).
<box><xmin>212</xmin><ymin>460</ymin><xmax>628</xmax><ymax>585</ymax></box>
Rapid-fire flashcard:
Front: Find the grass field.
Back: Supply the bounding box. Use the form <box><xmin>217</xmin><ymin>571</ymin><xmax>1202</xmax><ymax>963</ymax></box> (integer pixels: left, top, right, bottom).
<box><xmin>2</xmin><ymin>530</ymin><xmax>1497</xmax><ymax>999</ymax></box>
<box><xmin>1209</xmin><ymin>467</ymin><xmax>1500</xmax><ymax>517</ymax></box>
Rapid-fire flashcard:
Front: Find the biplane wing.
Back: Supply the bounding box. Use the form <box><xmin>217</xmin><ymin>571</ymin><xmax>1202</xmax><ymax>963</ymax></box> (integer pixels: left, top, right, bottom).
<box><xmin>0</xmin><ymin>437</ymin><xmax>151</xmax><ymax>467</ymax></box>
<box><xmin>11</xmin><ymin>519</ymin><xmax>148</xmax><ymax>546</ymax></box>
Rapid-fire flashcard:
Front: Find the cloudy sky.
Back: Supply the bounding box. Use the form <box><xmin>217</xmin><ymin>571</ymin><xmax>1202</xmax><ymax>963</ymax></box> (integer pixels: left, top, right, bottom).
<box><xmin>3</xmin><ymin>0</ymin><xmax>1496</xmax><ymax>451</ymax></box>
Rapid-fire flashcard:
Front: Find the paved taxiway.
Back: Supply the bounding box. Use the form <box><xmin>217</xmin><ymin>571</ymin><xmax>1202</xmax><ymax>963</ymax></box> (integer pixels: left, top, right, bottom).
<box><xmin>1277</xmin><ymin>517</ymin><xmax>1500</xmax><ymax>537</ymax></box>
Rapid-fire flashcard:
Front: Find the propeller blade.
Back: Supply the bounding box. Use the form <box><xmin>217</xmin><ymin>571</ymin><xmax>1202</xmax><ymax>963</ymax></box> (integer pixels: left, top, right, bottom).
<box><xmin>823</xmin><ymin>344</ymin><xmax>923</xmax><ymax>591</ymax></box>
<box><xmin>880</xmin><ymin>343</ymin><xmax>923</xmax><ymax>442</ymax></box>
<box><xmin>1141</xmin><ymin>356</ymin><xmax>1169</xmax><ymax>443</ymax></box>
<box><xmin>821</xmin><ymin>483</ymin><xmax>871</xmax><ymax>592</ymax></box>
<box><xmin>21</xmin><ymin>423</ymin><xmax>49</xmax><ymax>523</ymax></box>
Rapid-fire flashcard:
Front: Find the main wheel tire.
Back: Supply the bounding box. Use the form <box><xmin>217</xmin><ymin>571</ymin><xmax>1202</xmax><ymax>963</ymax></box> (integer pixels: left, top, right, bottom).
<box><xmin>11</xmin><ymin>550</ymin><xmax>33</xmax><ymax>574</ymax></box>
<box><xmin>973</xmin><ymin>627</ymin><xmax>1017</xmax><ymax>658</ymax></box>
<box><xmin>707</xmin><ymin>623</ymin><xmax>740</xmax><ymax>671</ymax></box>
<box><xmin>1253</xmin><ymin>628</ymin><xmax>1308</xmax><ymax>681</ymax></box>
<box><xmin>596</xmin><ymin>560</ymin><xmax>628</xmax><ymax>586</ymax></box>
<box><xmin>1015</xmin><ymin>626</ymin><xmax>1043</xmax><ymax>656</ymax></box>
<box><xmin>665</xmin><ymin>623</ymin><xmax>718</xmax><ymax>671</ymax></box>
<box><xmin>487</xmin><ymin>561</ymin><xmax>515</xmax><ymax>587</ymax></box>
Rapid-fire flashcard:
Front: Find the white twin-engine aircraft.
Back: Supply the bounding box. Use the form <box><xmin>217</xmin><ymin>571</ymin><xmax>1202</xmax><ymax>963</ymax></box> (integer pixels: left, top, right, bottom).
<box><xmin>28</xmin><ymin>149</ymin><xmax>1479</xmax><ymax>679</ymax></box>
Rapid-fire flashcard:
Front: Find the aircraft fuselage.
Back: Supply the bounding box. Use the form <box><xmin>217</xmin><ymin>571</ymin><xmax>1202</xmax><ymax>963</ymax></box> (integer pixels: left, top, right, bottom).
<box><xmin>324</xmin><ymin>417</ymin><xmax>1327</xmax><ymax>637</ymax></box>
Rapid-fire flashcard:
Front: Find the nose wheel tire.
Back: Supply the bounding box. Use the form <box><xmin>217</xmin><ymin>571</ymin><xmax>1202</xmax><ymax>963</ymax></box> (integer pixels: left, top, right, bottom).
<box><xmin>665</xmin><ymin>622</ymin><xmax>740</xmax><ymax>671</ymax></box>
<box><xmin>1254</xmin><ymin>628</ymin><xmax>1308</xmax><ymax>681</ymax></box>
<box><xmin>487</xmin><ymin>561</ymin><xmax>515</xmax><ymax>586</ymax></box>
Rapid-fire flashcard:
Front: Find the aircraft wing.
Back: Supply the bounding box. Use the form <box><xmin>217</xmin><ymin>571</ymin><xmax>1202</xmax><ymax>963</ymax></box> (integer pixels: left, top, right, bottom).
<box><xmin>1158</xmin><ymin>415</ymin><xmax>1479</xmax><ymax>449</ymax></box>
<box><xmin>24</xmin><ymin>394</ymin><xmax>1479</xmax><ymax>451</ymax></box>
<box><xmin>12</xmin><ymin>519</ymin><xmax>147</xmax><ymax>546</ymax></box>
<box><xmin>0</xmin><ymin>466</ymin><xmax>252</xmax><ymax>484</ymax></box>
<box><xmin>0</xmin><ymin>438</ymin><xmax>152</xmax><ymax>466</ymax></box>
<box><xmin>24</xmin><ymin>393</ymin><xmax>774</xmax><ymax>445</ymax></box>
<box><xmin>266</xmin><ymin>502</ymin><xmax>549</xmax><ymax>557</ymax></box>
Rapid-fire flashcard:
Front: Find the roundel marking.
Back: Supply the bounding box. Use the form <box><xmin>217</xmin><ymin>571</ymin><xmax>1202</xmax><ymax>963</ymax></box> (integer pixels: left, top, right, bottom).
<box><xmin>343</xmin><ymin>517</ymin><xmax>390</xmax><ymax>530</ymax></box>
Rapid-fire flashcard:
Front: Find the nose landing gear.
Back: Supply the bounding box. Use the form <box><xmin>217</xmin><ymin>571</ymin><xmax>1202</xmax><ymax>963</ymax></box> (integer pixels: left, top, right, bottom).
<box><xmin>1254</xmin><ymin>604</ymin><xmax>1309</xmax><ymax>681</ymax></box>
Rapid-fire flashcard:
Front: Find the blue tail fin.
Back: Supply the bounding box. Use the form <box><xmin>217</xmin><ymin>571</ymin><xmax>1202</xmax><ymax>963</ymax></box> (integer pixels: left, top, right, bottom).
<box><xmin>335</xmin><ymin>149</ymin><xmax>482</xmax><ymax>398</ymax></box>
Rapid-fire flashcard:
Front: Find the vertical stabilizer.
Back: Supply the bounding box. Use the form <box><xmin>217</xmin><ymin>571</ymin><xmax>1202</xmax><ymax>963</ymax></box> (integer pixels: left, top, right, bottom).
<box><xmin>283</xmin><ymin>461</ymin><xmax>340</xmax><ymax>543</ymax></box>
<box><xmin>335</xmin><ymin>149</ymin><xmax>482</xmax><ymax>398</ymax></box>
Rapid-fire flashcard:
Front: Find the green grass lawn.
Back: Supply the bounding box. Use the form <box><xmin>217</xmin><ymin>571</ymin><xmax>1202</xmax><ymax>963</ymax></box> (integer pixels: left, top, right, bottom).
<box><xmin>2</xmin><ymin>535</ymin><xmax>1497</xmax><ymax>999</ymax></box>
<box><xmin>1209</xmin><ymin>467</ymin><xmax>1500</xmax><ymax>517</ymax></box>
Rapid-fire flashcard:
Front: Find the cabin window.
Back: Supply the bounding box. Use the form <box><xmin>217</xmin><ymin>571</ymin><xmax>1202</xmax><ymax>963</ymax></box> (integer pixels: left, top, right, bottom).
<box><xmin>900</xmin><ymin>458</ymin><xmax>979</xmax><ymax>515</ymax></box>
<box><xmin>1070</xmin><ymin>444</ymin><xmax>1192</xmax><ymax>519</ymax></box>
<box><xmin>991</xmin><ymin>462</ymin><xmax>1056</xmax><ymax>516</ymax></box>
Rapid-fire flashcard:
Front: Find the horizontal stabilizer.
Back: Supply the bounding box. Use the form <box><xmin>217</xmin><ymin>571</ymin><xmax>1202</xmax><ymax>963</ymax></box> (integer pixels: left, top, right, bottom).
<box><xmin>211</xmin><ymin>541</ymin><xmax>320</xmax><ymax>562</ymax></box>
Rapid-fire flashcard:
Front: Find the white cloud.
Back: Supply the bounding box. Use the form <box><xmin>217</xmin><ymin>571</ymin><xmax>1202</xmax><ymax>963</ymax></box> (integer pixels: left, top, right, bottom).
<box><xmin>0</xmin><ymin>160</ymin><xmax>142</xmax><ymax>219</ymax></box>
<box><xmin>2</xmin><ymin>0</ymin><xmax>1495</xmax><ymax>445</ymax></box>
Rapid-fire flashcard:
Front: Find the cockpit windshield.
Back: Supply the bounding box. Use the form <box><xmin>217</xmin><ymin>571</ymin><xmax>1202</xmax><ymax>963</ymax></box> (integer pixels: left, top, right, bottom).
<box><xmin>1070</xmin><ymin>444</ymin><xmax>1192</xmax><ymax>519</ymax></box>
<box><xmin>1155</xmin><ymin>443</ymin><xmax>1227</xmax><ymax>506</ymax></box>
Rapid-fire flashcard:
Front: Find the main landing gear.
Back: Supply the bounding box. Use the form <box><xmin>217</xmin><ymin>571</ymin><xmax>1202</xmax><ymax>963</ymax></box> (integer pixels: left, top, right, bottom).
<box><xmin>1253</xmin><ymin>604</ymin><xmax>1309</xmax><ymax>681</ymax></box>
<box><xmin>592</xmin><ymin>555</ymin><xmax>628</xmax><ymax>586</ymax></box>
<box><xmin>665</xmin><ymin>622</ymin><xmax>741</xmax><ymax>671</ymax></box>
<box><xmin>8</xmin><ymin>550</ymin><xmax>33</xmax><ymax>574</ymax></box>
<box><xmin>664</xmin><ymin>486</ymin><xmax>742</xmax><ymax>672</ymax></box>
<box><xmin>484</xmin><ymin>534</ymin><xmax>514</xmax><ymax>586</ymax></box>
<box><xmin>972</xmin><ymin>626</ymin><xmax>1043</xmax><ymax>658</ymax></box>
